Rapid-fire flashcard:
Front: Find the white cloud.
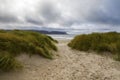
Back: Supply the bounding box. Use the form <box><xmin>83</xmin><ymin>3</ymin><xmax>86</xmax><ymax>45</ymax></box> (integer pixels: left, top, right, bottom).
<box><xmin>0</xmin><ymin>0</ymin><xmax>120</xmax><ymax>32</ymax></box>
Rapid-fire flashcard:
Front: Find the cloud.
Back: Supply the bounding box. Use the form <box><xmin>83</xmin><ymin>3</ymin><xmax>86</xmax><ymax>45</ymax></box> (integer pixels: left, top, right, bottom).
<box><xmin>0</xmin><ymin>13</ymin><xmax>18</xmax><ymax>23</ymax></box>
<box><xmin>25</xmin><ymin>17</ymin><xmax>43</xmax><ymax>25</ymax></box>
<box><xmin>0</xmin><ymin>0</ymin><xmax>120</xmax><ymax>31</ymax></box>
<box><xmin>40</xmin><ymin>2</ymin><xmax>61</xmax><ymax>23</ymax></box>
<box><xmin>87</xmin><ymin>0</ymin><xmax>120</xmax><ymax>25</ymax></box>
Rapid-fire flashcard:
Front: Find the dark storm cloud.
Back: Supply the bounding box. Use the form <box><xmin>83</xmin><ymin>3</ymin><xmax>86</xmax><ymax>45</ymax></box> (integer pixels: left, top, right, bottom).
<box><xmin>26</xmin><ymin>17</ymin><xmax>43</xmax><ymax>25</ymax></box>
<box><xmin>87</xmin><ymin>0</ymin><xmax>120</xmax><ymax>25</ymax></box>
<box><xmin>0</xmin><ymin>13</ymin><xmax>18</xmax><ymax>23</ymax></box>
<box><xmin>87</xmin><ymin>9</ymin><xmax>120</xmax><ymax>25</ymax></box>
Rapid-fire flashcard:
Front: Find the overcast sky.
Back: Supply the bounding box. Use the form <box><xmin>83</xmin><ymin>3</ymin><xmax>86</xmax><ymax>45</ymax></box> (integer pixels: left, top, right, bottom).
<box><xmin>0</xmin><ymin>0</ymin><xmax>120</xmax><ymax>32</ymax></box>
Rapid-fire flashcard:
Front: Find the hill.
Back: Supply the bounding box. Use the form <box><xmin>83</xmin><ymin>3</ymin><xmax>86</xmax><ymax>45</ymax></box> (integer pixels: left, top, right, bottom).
<box><xmin>0</xmin><ymin>30</ymin><xmax>58</xmax><ymax>71</ymax></box>
<box><xmin>68</xmin><ymin>32</ymin><xmax>120</xmax><ymax>61</ymax></box>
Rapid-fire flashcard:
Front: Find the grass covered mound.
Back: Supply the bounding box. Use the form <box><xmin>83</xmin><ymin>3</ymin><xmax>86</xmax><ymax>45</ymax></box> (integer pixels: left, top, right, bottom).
<box><xmin>0</xmin><ymin>52</ymin><xmax>22</xmax><ymax>71</ymax></box>
<box><xmin>0</xmin><ymin>30</ymin><xmax>58</xmax><ymax>71</ymax></box>
<box><xmin>68</xmin><ymin>32</ymin><xmax>120</xmax><ymax>61</ymax></box>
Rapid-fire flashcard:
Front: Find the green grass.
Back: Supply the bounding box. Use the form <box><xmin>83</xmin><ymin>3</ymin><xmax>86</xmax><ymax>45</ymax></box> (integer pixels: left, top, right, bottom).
<box><xmin>0</xmin><ymin>52</ymin><xmax>22</xmax><ymax>71</ymax></box>
<box><xmin>68</xmin><ymin>32</ymin><xmax>120</xmax><ymax>61</ymax></box>
<box><xmin>0</xmin><ymin>30</ymin><xmax>58</xmax><ymax>71</ymax></box>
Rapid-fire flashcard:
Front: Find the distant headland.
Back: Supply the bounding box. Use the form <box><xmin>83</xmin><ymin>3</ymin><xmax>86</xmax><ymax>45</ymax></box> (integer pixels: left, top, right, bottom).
<box><xmin>31</xmin><ymin>30</ymin><xmax>67</xmax><ymax>34</ymax></box>
<box><xmin>4</xmin><ymin>29</ymin><xmax>67</xmax><ymax>35</ymax></box>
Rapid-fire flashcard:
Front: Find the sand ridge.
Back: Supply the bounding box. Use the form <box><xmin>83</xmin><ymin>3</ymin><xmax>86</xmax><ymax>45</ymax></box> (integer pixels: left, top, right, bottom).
<box><xmin>0</xmin><ymin>40</ymin><xmax>120</xmax><ymax>80</ymax></box>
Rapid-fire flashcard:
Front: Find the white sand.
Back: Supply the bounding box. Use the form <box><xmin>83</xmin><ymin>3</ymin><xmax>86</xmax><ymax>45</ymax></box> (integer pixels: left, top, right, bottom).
<box><xmin>0</xmin><ymin>39</ymin><xmax>120</xmax><ymax>80</ymax></box>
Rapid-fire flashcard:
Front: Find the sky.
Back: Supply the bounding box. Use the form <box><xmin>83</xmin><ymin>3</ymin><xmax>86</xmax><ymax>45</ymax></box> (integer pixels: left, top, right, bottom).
<box><xmin>0</xmin><ymin>0</ymin><xmax>120</xmax><ymax>33</ymax></box>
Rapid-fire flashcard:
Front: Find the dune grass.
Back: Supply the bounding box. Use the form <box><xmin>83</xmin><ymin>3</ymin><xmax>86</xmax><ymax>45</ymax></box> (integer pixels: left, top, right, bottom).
<box><xmin>0</xmin><ymin>30</ymin><xmax>58</xmax><ymax>71</ymax></box>
<box><xmin>0</xmin><ymin>52</ymin><xmax>22</xmax><ymax>71</ymax></box>
<box><xmin>68</xmin><ymin>32</ymin><xmax>120</xmax><ymax>61</ymax></box>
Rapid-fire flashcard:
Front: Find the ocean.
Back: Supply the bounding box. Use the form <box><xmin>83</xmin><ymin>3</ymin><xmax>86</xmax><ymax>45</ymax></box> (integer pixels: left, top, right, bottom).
<box><xmin>48</xmin><ymin>34</ymin><xmax>76</xmax><ymax>40</ymax></box>
<box><xmin>48</xmin><ymin>29</ymin><xmax>120</xmax><ymax>40</ymax></box>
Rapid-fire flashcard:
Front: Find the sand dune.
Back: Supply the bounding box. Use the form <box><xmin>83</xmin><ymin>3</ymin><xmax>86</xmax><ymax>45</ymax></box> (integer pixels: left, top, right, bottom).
<box><xmin>0</xmin><ymin>39</ymin><xmax>120</xmax><ymax>80</ymax></box>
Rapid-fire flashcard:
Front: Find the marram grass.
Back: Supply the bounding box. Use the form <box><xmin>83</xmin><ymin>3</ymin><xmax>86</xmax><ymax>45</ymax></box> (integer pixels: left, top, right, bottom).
<box><xmin>0</xmin><ymin>30</ymin><xmax>58</xmax><ymax>71</ymax></box>
<box><xmin>0</xmin><ymin>52</ymin><xmax>22</xmax><ymax>71</ymax></box>
<box><xmin>68</xmin><ymin>32</ymin><xmax>120</xmax><ymax>61</ymax></box>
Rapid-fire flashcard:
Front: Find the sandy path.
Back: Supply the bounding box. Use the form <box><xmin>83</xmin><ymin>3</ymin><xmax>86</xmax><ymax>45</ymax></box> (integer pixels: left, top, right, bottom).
<box><xmin>0</xmin><ymin>40</ymin><xmax>120</xmax><ymax>80</ymax></box>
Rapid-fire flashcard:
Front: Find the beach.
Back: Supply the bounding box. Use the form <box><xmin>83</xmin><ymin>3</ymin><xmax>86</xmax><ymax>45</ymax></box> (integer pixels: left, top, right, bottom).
<box><xmin>0</xmin><ymin>39</ymin><xmax>120</xmax><ymax>80</ymax></box>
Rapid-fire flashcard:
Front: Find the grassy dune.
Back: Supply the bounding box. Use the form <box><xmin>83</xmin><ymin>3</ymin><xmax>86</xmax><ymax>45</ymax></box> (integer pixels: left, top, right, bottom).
<box><xmin>68</xmin><ymin>32</ymin><xmax>120</xmax><ymax>61</ymax></box>
<box><xmin>0</xmin><ymin>30</ymin><xmax>58</xmax><ymax>71</ymax></box>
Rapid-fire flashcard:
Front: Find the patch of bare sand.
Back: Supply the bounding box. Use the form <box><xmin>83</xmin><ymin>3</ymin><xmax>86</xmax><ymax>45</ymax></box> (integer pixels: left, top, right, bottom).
<box><xmin>0</xmin><ymin>39</ymin><xmax>120</xmax><ymax>80</ymax></box>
